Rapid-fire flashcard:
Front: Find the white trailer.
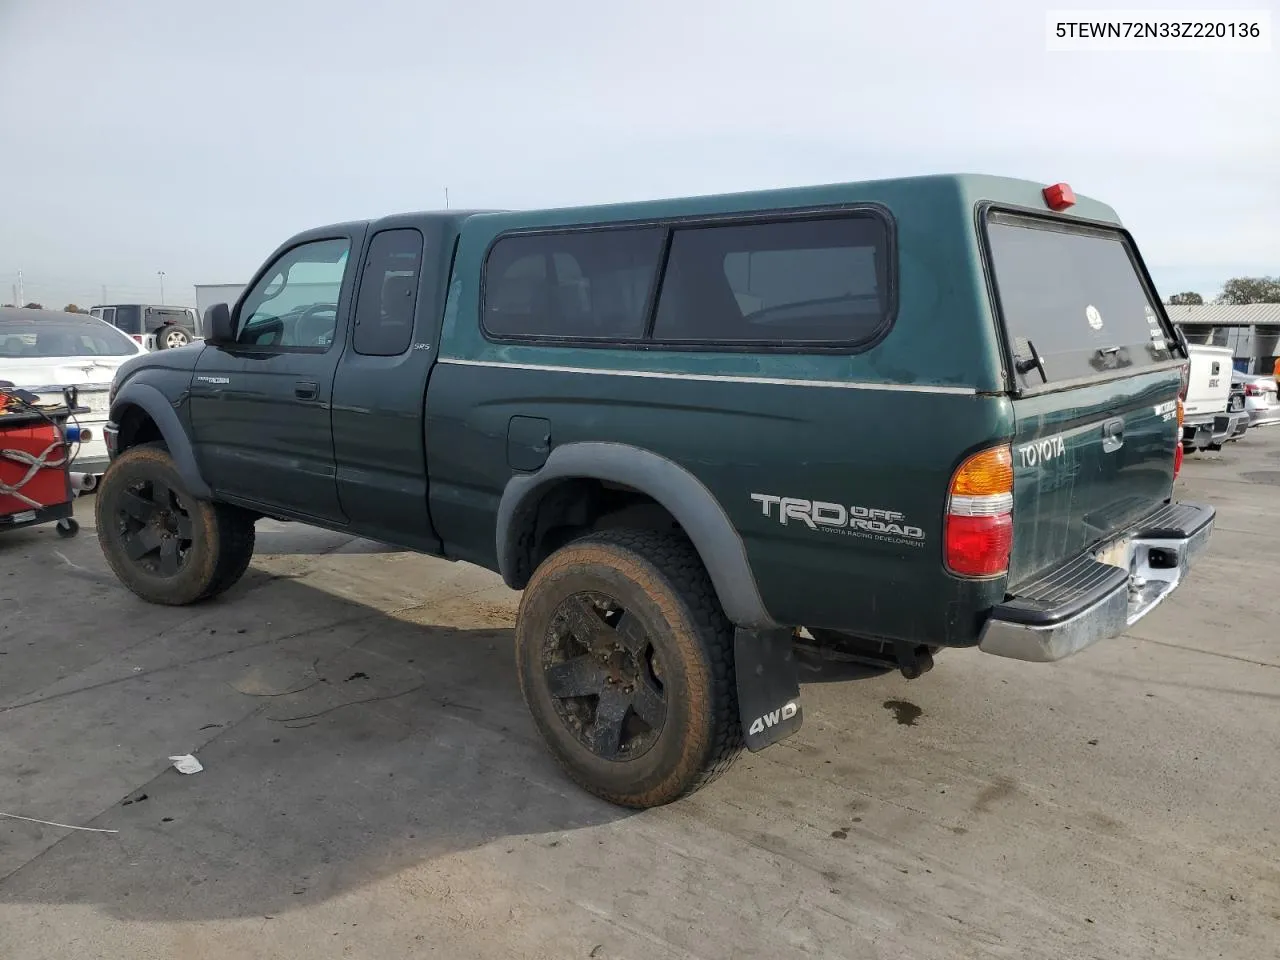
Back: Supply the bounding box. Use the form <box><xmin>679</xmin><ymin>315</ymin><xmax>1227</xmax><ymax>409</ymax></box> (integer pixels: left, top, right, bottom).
<box><xmin>193</xmin><ymin>283</ymin><xmax>245</xmax><ymax>333</ymax></box>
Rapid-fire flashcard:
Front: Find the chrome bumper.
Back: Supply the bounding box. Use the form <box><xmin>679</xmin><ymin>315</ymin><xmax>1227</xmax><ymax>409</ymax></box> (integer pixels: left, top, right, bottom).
<box><xmin>978</xmin><ymin>502</ymin><xmax>1215</xmax><ymax>663</ymax></box>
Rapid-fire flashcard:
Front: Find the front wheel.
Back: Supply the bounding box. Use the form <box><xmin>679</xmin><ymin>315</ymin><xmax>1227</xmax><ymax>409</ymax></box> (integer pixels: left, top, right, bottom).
<box><xmin>95</xmin><ymin>443</ymin><xmax>255</xmax><ymax>605</ymax></box>
<box><xmin>515</xmin><ymin>530</ymin><xmax>742</xmax><ymax>808</ymax></box>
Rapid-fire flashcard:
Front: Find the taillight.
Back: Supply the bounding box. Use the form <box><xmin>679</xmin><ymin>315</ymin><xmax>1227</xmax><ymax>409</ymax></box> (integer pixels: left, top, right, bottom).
<box><xmin>945</xmin><ymin>445</ymin><xmax>1014</xmax><ymax>578</ymax></box>
<box><xmin>1174</xmin><ymin>443</ymin><xmax>1184</xmax><ymax>478</ymax></box>
<box><xmin>131</xmin><ymin>335</ymin><xmax>143</xmax><ymax>343</ymax></box>
<box><xmin>1177</xmin><ymin>362</ymin><xmax>1190</xmax><ymax>400</ymax></box>
<box><xmin>1244</xmin><ymin>383</ymin><xmax>1261</xmax><ymax>397</ymax></box>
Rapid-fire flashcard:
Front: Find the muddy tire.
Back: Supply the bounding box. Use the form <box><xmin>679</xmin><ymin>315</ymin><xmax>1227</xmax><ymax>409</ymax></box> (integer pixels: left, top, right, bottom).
<box><xmin>515</xmin><ymin>529</ymin><xmax>742</xmax><ymax>808</ymax></box>
<box><xmin>95</xmin><ymin>443</ymin><xmax>255</xmax><ymax>605</ymax></box>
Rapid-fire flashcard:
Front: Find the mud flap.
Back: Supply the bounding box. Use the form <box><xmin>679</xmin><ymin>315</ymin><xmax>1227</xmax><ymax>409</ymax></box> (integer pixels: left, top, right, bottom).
<box><xmin>734</xmin><ymin>627</ymin><xmax>802</xmax><ymax>752</ymax></box>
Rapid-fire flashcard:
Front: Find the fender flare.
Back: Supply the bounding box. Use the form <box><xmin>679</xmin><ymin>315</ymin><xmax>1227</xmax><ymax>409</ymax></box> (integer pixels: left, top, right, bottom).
<box><xmin>110</xmin><ymin>382</ymin><xmax>212</xmax><ymax>500</ymax></box>
<box><xmin>496</xmin><ymin>441</ymin><xmax>775</xmax><ymax>629</ymax></box>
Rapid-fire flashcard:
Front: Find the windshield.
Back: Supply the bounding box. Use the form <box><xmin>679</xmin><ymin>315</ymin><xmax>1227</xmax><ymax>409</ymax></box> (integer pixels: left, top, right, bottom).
<box><xmin>985</xmin><ymin>212</ymin><xmax>1176</xmax><ymax>388</ymax></box>
<box><xmin>0</xmin><ymin>316</ymin><xmax>140</xmax><ymax>359</ymax></box>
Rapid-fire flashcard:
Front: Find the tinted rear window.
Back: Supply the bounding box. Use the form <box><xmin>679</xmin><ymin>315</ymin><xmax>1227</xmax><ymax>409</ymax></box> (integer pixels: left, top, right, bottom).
<box><xmin>146</xmin><ymin>307</ymin><xmax>192</xmax><ymax>326</ymax></box>
<box><xmin>483</xmin><ymin>228</ymin><xmax>665</xmax><ymax>339</ymax></box>
<box><xmin>986</xmin><ymin>212</ymin><xmax>1174</xmax><ymax>388</ymax></box>
<box><xmin>0</xmin><ymin>317</ymin><xmax>139</xmax><ymax>358</ymax></box>
<box><xmin>652</xmin><ymin>215</ymin><xmax>889</xmax><ymax>343</ymax></box>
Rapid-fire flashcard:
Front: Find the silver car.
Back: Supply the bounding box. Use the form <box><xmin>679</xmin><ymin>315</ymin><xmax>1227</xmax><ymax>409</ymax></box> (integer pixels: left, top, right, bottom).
<box><xmin>1232</xmin><ymin>370</ymin><xmax>1280</xmax><ymax>428</ymax></box>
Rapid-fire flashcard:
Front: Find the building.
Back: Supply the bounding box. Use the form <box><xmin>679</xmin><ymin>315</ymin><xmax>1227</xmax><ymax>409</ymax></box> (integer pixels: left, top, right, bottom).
<box><xmin>1164</xmin><ymin>302</ymin><xmax>1280</xmax><ymax>374</ymax></box>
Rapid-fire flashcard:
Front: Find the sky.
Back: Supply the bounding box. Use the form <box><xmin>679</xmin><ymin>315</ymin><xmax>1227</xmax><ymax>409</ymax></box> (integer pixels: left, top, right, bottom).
<box><xmin>0</xmin><ymin>0</ymin><xmax>1276</xmax><ymax>309</ymax></box>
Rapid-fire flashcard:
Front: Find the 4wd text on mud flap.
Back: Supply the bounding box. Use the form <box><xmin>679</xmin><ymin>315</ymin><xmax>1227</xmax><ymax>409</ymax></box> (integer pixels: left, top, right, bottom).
<box><xmin>1017</xmin><ymin>434</ymin><xmax>1066</xmax><ymax>468</ymax></box>
<box><xmin>748</xmin><ymin>701</ymin><xmax>798</xmax><ymax>736</ymax></box>
<box><xmin>750</xmin><ymin>495</ymin><xmax>926</xmax><ymax>541</ymax></box>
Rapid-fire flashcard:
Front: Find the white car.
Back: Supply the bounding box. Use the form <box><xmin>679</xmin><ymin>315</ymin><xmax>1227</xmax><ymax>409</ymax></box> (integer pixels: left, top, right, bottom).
<box><xmin>0</xmin><ymin>306</ymin><xmax>149</xmax><ymax>490</ymax></box>
<box><xmin>1232</xmin><ymin>370</ymin><xmax>1280</xmax><ymax>428</ymax></box>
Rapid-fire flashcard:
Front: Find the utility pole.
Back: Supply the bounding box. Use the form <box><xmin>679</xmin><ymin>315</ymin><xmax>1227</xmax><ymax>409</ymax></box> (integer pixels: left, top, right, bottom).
<box><xmin>444</xmin><ymin>187</ymin><xmax>450</xmax><ymax>209</ymax></box>
<box><xmin>17</xmin><ymin>269</ymin><xmax>23</xmax><ymax>307</ymax></box>
<box><xmin>157</xmin><ymin>271</ymin><xmax>166</xmax><ymax>305</ymax></box>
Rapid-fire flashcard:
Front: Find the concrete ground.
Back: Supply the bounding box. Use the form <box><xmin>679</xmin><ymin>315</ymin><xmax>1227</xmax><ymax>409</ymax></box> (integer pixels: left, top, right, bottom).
<box><xmin>1</xmin><ymin>438</ymin><xmax>1278</xmax><ymax>960</ymax></box>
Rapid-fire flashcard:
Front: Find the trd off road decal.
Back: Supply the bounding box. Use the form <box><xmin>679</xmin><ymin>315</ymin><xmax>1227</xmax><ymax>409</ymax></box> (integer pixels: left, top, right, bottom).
<box><xmin>750</xmin><ymin>494</ymin><xmax>925</xmax><ymax>547</ymax></box>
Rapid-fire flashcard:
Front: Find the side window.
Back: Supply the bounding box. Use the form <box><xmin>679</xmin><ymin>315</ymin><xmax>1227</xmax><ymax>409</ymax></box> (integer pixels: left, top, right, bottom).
<box><xmin>113</xmin><ymin>306</ymin><xmax>141</xmax><ymax>334</ymax></box>
<box><xmin>237</xmin><ymin>238</ymin><xmax>350</xmax><ymax>350</ymax></box>
<box><xmin>652</xmin><ymin>215</ymin><xmax>891</xmax><ymax>344</ymax></box>
<box><xmin>483</xmin><ymin>228</ymin><xmax>665</xmax><ymax>340</ymax></box>
<box><xmin>353</xmin><ymin>229</ymin><xmax>424</xmax><ymax>356</ymax></box>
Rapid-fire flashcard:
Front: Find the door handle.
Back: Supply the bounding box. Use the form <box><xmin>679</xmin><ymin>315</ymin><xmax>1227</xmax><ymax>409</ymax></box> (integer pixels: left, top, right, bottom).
<box><xmin>1101</xmin><ymin>416</ymin><xmax>1125</xmax><ymax>453</ymax></box>
<box><xmin>294</xmin><ymin>380</ymin><xmax>318</xmax><ymax>401</ymax></box>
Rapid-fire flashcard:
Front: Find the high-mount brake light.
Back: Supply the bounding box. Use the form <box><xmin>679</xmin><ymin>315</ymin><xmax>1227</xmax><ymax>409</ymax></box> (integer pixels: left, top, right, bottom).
<box><xmin>944</xmin><ymin>445</ymin><xmax>1014</xmax><ymax>579</ymax></box>
<box><xmin>1043</xmin><ymin>182</ymin><xmax>1076</xmax><ymax>212</ymax></box>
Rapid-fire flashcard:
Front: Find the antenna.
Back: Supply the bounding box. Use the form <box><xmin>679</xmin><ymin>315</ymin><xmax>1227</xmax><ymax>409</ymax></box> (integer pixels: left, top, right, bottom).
<box><xmin>444</xmin><ymin>187</ymin><xmax>450</xmax><ymax>209</ymax></box>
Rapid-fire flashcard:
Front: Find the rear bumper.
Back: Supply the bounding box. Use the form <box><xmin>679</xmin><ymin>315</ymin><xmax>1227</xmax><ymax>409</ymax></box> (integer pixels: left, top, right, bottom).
<box><xmin>1181</xmin><ymin>418</ymin><xmax>1214</xmax><ymax>449</ymax></box>
<box><xmin>1213</xmin><ymin>411</ymin><xmax>1248</xmax><ymax>443</ymax></box>
<box><xmin>978</xmin><ymin>502</ymin><xmax>1215</xmax><ymax>663</ymax></box>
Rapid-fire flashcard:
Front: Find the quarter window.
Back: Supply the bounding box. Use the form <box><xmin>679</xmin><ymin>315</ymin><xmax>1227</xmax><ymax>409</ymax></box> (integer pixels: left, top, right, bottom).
<box><xmin>652</xmin><ymin>215</ymin><xmax>890</xmax><ymax>344</ymax></box>
<box><xmin>483</xmin><ymin>228</ymin><xmax>665</xmax><ymax>340</ymax></box>
<box><xmin>353</xmin><ymin>229</ymin><xmax>424</xmax><ymax>356</ymax></box>
<box><xmin>237</xmin><ymin>238</ymin><xmax>350</xmax><ymax>350</ymax></box>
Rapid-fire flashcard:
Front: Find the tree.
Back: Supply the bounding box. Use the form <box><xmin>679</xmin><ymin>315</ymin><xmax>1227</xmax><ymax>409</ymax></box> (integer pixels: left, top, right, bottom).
<box><xmin>1216</xmin><ymin>276</ymin><xmax>1280</xmax><ymax>305</ymax></box>
<box><xmin>1167</xmin><ymin>291</ymin><xmax>1203</xmax><ymax>305</ymax></box>
<box><xmin>63</xmin><ymin>303</ymin><xmax>85</xmax><ymax>313</ymax></box>
<box><xmin>22</xmin><ymin>302</ymin><xmax>44</xmax><ymax>310</ymax></box>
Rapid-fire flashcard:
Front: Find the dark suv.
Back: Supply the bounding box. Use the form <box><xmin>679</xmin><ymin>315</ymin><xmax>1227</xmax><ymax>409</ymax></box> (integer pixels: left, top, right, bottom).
<box><xmin>90</xmin><ymin>304</ymin><xmax>199</xmax><ymax>350</ymax></box>
<box><xmin>96</xmin><ymin>174</ymin><xmax>1215</xmax><ymax>809</ymax></box>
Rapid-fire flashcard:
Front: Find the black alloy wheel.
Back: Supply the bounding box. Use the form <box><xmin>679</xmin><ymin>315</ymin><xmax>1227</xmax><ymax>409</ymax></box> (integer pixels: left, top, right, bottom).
<box><xmin>113</xmin><ymin>476</ymin><xmax>194</xmax><ymax>577</ymax></box>
<box><xmin>542</xmin><ymin>592</ymin><xmax>668</xmax><ymax>761</ymax></box>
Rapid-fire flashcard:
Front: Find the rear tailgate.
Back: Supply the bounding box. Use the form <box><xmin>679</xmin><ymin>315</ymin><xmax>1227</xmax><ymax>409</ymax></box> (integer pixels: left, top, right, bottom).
<box><xmin>1183</xmin><ymin>345</ymin><xmax>1233</xmax><ymax>418</ymax></box>
<box><xmin>984</xmin><ymin>210</ymin><xmax>1183</xmax><ymax>587</ymax></box>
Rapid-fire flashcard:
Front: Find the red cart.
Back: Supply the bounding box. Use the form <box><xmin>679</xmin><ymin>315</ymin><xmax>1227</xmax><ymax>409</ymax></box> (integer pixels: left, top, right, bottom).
<box><xmin>0</xmin><ymin>386</ymin><xmax>84</xmax><ymax>538</ymax></box>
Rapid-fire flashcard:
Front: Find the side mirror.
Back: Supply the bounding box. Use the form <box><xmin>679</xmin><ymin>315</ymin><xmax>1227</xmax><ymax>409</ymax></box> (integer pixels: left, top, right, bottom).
<box><xmin>204</xmin><ymin>303</ymin><xmax>235</xmax><ymax>345</ymax></box>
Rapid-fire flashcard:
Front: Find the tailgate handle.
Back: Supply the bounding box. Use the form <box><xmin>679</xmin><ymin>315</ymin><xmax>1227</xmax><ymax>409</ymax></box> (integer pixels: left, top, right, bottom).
<box><xmin>294</xmin><ymin>380</ymin><xmax>319</xmax><ymax>401</ymax></box>
<box><xmin>1101</xmin><ymin>417</ymin><xmax>1124</xmax><ymax>453</ymax></box>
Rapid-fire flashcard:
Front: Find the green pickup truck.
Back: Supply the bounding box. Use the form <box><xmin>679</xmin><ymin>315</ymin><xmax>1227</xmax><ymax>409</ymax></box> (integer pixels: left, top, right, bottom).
<box><xmin>97</xmin><ymin>174</ymin><xmax>1214</xmax><ymax>808</ymax></box>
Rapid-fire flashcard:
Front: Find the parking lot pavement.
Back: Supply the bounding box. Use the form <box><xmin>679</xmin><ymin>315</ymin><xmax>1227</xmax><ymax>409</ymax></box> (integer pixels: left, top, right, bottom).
<box><xmin>1</xmin><ymin>439</ymin><xmax>1278</xmax><ymax>960</ymax></box>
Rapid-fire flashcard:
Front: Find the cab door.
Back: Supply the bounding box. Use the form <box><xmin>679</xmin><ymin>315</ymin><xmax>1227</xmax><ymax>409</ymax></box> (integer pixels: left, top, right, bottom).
<box><xmin>331</xmin><ymin>222</ymin><xmax>449</xmax><ymax>551</ymax></box>
<box><xmin>189</xmin><ymin>231</ymin><xmax>361</xmax><ymax>523</ymax></box>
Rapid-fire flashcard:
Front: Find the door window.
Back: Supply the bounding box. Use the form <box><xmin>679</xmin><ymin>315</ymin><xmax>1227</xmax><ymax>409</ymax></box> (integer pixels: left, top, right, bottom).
<box><xmin>353</xmin><ymin>229</ymin><xmax>424</xmax><ymax>356</ymax></box>
<box><xmin>237</xmin><ymin>238</ymin><xmax>350</xmax><ymax>350</ymax></box>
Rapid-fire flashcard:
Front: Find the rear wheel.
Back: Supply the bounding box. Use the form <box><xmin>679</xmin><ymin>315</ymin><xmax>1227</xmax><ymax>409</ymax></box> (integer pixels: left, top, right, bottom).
<box><xmin>95</xmin><ymin>443</ymin><xmax>255</xmax><ymax>605</ymax></box>
<box><xmin>515</xmin><ymin>529</ymin><xmax>742</xmax><ymax>808</ymax></box>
